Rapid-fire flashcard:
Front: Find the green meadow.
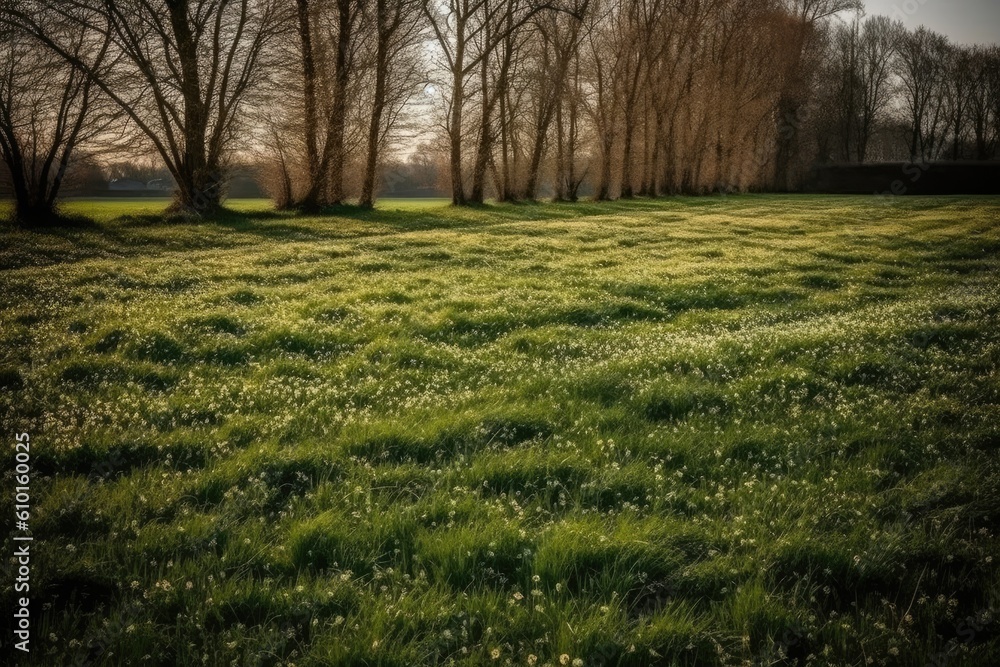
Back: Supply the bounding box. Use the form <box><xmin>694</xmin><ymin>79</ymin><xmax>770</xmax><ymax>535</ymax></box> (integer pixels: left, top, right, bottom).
<box><xmin>1</xmin><ymin>196</ymin><xmax>999</xmax><ymax>666</ymax></box>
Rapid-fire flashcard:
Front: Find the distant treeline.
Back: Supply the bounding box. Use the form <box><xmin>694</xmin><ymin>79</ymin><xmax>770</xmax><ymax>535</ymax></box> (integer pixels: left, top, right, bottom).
<box><xmin>1</xmin><ymin>1</ymin><xmax>998</xmax><ymax>224</ymax></box>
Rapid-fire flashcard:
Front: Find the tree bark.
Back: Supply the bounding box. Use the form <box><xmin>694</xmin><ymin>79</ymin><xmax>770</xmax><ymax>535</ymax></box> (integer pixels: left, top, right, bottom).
<box><xmin>293</xmin><ymin>0</ymin><xmax>322</xmax><ymax>210</ymax></box>
<box><xmin>360</xmin><ymin>0</ymin><xmax>395</xmax><ymax>209</ymax></box>
<box><xmin>468</xmin><ymin>52</ymin><xmax>495</xmax><ymax>204</ymax></box>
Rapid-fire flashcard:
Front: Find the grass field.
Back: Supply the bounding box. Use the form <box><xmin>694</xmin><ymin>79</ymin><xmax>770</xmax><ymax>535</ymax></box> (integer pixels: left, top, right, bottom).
<box><xmin>1</xmin><ymin>195</ymin><xmax>999</xmax><ymax>666</ymax></box>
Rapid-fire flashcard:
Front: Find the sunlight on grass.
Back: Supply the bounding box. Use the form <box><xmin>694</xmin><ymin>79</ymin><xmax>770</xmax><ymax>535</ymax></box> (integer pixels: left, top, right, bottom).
<box><xmin>1</xmin><ymin>196</ymin><xmax>998</xmax><ymax>665</ymax></box>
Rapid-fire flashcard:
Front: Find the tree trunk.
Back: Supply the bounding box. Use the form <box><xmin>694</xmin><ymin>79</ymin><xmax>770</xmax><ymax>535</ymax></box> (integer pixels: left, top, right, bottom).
<box><xmin>327</xmin><ymin>0</ymin><xmax>354</xmax><ymax>206</ymax></box>
<box><xmin>554</xmin><ymin>98</ymin><xmax>567</xmax><ymax>201</ymax></box>
<box><xmin>470</xmin><ymin>30</ymin><xmax>512</xmax><ymax>205</ymax></box>
<box><xmin>5</xmin><ymin>163</ymin><xmax>59</xmax><ymax>226</ymax></box>
<box><xmin>595</xmin><ymin>132</ymin><xmax>613</xmax><ymax>201</ymax></box>
<box><xmin>523</xmin><ymin>81</ymin><xmax>557</xmax><ymax>200</ymax></box>
<box><xmin>295</xmin><ymin>0</ymin><xmax>320</xmax><ymax>210</ymax></box>
<box><xmin>619</xmin><ymin>65</ymin><xmax>643</xmax><ymax>199</ymax></box>
<box><xmin>639</xmin><ymin>102</ymin><xmax>653</xmax><ymax>196</ymax></box>
<box><xmin>499</xmin><ymin>86</ymin><xmax>514</xmax><ymax>201</ymax></box>
<box><xmin>468</xmin><ymin>58</ymin><xmax>494</xmax><ymax>204</ymax></box>
<box><xmin>772</xmin><ymin>97</ymin><xmax>799</xmax><ymax>192</ymax></box>
<box><xmin>566</xmin><ymin>80</ymin><xmax>580</xmax><ymax>201</ymax></box>
<box><xmin>167</xmin><ymin>2</ymin><xmax>221</xmax><ymax>216</ymax></box>
<box><xmin>649</xmin><ymin>115</ymin><xmax>662</xmax><ymax>196</ymax></box>
<box><xmin>359</xmin><ymin>82</ymin><xmax>386</xmax><ymax>209</ymax></box>
<box><xmin>620</xmin><ymin>105</ymin><xmax>637</xmax><ymax>198</ymax></box>
<box><xmin>566</xmin><ymin>56</ymin><xmax>582</xmax><ymax>202</ymax></box>
<box><xmin>448</xmin><ymin>34</ymin><xmax>466</xmax><ymax>205</ymax></box>
<box><xmin>171</xmin><ymin>165</ymin><xmax>223</xmax><ymax>216</ymax></box>
<box><xmin>360</xmin><ymin>0</ymin><xmax>392</xmax><ymax>209</ymax></box>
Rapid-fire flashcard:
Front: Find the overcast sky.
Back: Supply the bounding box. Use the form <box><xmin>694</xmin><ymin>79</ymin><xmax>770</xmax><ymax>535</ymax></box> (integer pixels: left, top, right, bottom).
<box><xmin>859</xmin><ymin>0</ymin><xmax>1000</xmax><ymax>45</ymax></box>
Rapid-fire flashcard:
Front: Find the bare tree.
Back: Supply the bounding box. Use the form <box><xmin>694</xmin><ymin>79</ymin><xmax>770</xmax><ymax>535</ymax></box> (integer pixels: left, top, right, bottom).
<box><xmin>324</xmin><ymin>0</ymin><xmax>364</xmax><ymax>206</ymax></box>
<box><xmin>829</xmin><ymin>18</ymin><xmax>861</xmax><ymax>161</ymax></box>
<box><xmin>827</xmin><ymin>15</ymin><xmax>901</xmax><ymax>162</ymax></box>
<box><xmin>578</xmin><ymin>0</ymin><xmax>799</xmax><ymax>198</ymax></box>
<box><xmin>854</xmin><ymin>15</ymin><xmax>902</xmax><ymax>162</ymax></box>
<box><xmin>7</xmin><ymin>0</ymin><xmax>991</xmax><ymax>217</ymax></box>
<box><xmin>618</xmin><ymin>0</ymin><xmax>662</xmax><ymax>198</ymax></box>
<box><xmin>771</xmin><ymin>0</ymin><xmax>861</xmax><ymax>189</ymax></box>
<box><xmin>513</xmin><ymin>0</ymin><xmax>588</xmax><ymax>200</ymax></box>
<box><xmin>286</xmin><ymin>0</ymin><xmax>365</xmax><ymax>210</ymax></box>
<box><xmin>358</xmin><ymin>0</ymin><xmax>424</xmax><ymax>209</ymax></box>
<box><xmin>646</xmin><ymin>0</ymin><xmax>706</xmax><ymax>195</ymax></box>
<box><xmin>942</xmin><ymin>44</ymin><xmax>974</xmax><ymax>160</ymax></box>
<box><xmin>0</xmin><ymin>17</ymin><xmax>119</xmax><ymax>225</ymax></box>
<box><xmin>421</xmin><ymin>0</ymin><xmax>479</xmax><ymax>205</ymax></box>
<box><xmin>4</xmin><ymin>0</ymin><xmax>284</xmax><ymax>217</ymax></box>
<box><xmin>583</xmin><ymin>0</ymin><xmax>621</xmax><ymax>200</ymax></box>
<box><xmin>492</xmin><ymin>18</ymin><xmax>524</xmax><ymax>200</ymax></box>
<box><xmin>422</xmin><ymin>0</ymin><xmax>553</xmax><ymax>205</ymax></box>
<box><xmin>553</xmin><ymin>25</ymin><xmax>587</xmax><ymax>200</ymax></box>
<box><xmin>967</xmin><ymin>46</ymin><xmax>999</xmax><ymax>160</ymax></box>
<box><xmin>467</xmin><ymin>0</ymin><xmax>521</xmax><ymax>204</ymax></box>
<box><xmin>896</xmin><ymin>26</ymin><xmax>950</xmax><ymax>161</ymax></box>
<box><xmin>991</xmin><ymin>47</ymin><xmax>1000</xmax><ymax>160</ymax></box>
<box><xmin>262</xmin><ymin>0</ymin><xmax>424</xmax><ymax>209</ymax></box>
<box><xmin>290</xmin><ymin>0</ymin><xmax>323</xmax><ymax>209</ymax></box>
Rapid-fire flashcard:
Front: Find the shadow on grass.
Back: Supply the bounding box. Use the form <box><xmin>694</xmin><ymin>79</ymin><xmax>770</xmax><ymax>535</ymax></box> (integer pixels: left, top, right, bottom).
<box><xmin>7</xmin><ymin>195</ymin><xmax>987</xmax><ymax>271</ymax></box>
<box><xmin>1</xmin><ymin>210</ymin><xmax>100</xmax><ymax>231</ymax></box>
<box><xmin>2</xmin><ymin>198</ymin><xmax>707</xmax><ymax>269</ymax></box>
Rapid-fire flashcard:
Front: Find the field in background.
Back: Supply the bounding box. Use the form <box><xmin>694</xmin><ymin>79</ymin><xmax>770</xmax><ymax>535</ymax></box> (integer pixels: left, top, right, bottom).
<box><xmin>0</xmin><ymin>197</ymin><xmax>453</xmax><ymax>225</ymax></box>
<box><xmin>1</xmin><ymin>196</ymin><xmax>999</xmax><ymax>666</ymax></box>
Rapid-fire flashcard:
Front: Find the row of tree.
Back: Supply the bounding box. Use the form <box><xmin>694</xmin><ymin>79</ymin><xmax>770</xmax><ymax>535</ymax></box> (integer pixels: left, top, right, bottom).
<box><xmin>2</xmin><ymin>0</ymin><xmax>283</xmax><ymax>221</ymax></box>
<box><xmin>820</xmin><ymin>18</ymin><xmax>1000</xmax><ymax>164</ymax></box>
<box><xmin>1</xmin><ymin>0</ymin><xmax>998</xmax><ymax>224</ymax></box>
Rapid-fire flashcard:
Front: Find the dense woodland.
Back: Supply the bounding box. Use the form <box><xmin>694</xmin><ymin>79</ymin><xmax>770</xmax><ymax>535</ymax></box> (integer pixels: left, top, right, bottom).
<box><xmin>1</xmin><ymin>0</ymin><xmax>999</xmax><ymax>222</ymax></box>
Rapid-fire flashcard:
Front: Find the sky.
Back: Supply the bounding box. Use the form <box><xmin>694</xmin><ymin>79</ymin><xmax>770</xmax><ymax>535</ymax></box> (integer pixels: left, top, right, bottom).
<box><xmin>860</xmin><ymin>0</ymin><xmax>1000</xmax><ymax>45</ymax></box>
